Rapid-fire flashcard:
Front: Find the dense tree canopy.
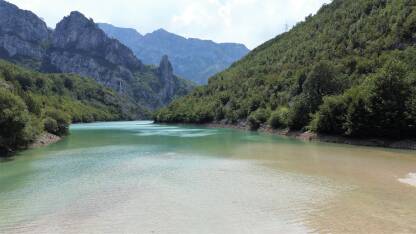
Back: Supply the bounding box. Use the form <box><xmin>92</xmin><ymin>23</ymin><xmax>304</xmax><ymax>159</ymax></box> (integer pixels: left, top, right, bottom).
<box><xmin>0</xmin><ymin>60</ymin><xmax>142</xmax><ymax>155</ymax></box>
<box><xmin>155</xmin><ymin>0</ymin><xmax>416</xmax><ymax>139</ymax></box>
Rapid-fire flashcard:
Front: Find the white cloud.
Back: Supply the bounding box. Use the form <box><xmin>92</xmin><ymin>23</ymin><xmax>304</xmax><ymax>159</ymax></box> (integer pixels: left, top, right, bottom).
<box><xmin>7</xmin><ymin>0</ymin><xmax>331</xmax><ymax>48</ymax></box>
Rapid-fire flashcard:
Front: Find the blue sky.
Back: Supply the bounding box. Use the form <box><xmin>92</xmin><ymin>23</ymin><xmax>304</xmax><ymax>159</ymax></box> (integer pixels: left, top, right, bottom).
<box><xmin>8</xmin><ymin>0</ymin><xmax>331</xmax><ymax>48</ymax></box>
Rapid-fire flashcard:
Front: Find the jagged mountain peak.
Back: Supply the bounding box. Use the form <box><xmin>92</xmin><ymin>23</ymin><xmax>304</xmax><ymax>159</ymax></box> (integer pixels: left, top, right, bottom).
<box><xmin>53</xmin><ymin>11</ymin><xmax>102</xmax><ymax>48</ymax></box>
<box><xmin>68</xmin><ymin>10</ymin><xmax>85</xmax><ymax>18</ymax></box>
<box><xmin>56</xmin><ymin>11</ymin><xmax>96</xmax><ymax>32</ymax></box>
<box><xmin>52</xmin><ymin>11</ymin><xmax>143</xmax><ymax>71</ymax></box>
<box><xmin>159</xmin><ymin>55</ymin><xmax>173</xmax><ymax>77</ymax></box>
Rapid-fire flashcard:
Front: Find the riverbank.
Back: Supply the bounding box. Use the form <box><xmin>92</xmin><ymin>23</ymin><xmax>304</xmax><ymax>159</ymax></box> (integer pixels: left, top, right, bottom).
<box><xmin>29</xmin><ymin>133</ymin><xmax>62</xmax><ymax>149</ymax></box>
<box><xmin>0</xmin><ymin>133</ymin><xmax>61</xmax><ymax>158</ymax></box>
<box><xmin>204</xmin><ymin>122</ymin><xmax>416</xmax><ymax>150</ymax></box>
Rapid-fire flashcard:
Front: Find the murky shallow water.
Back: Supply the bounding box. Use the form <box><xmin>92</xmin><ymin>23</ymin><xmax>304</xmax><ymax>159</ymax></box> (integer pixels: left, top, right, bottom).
<box><xmin>0</xmin><ymin>121</ymin><xmax>415</xmax><ymax>233</ymax></box>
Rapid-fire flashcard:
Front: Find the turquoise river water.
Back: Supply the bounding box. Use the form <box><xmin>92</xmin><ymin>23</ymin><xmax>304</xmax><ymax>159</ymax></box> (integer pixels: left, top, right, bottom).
<box><xmin>0</xmin><ymin>121</ymin><xmax>415</xmax><ymax>233</ymax></box>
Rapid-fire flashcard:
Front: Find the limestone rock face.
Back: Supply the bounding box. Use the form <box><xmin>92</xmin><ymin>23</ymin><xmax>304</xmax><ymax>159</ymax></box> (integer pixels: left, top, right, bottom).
<box><xmin>0</xmin><ymin>0</ymin><xmax>49</xmax><ymax>61</ymax></box>
<box><xmin>47</xmin><ymin>11</ymin><xmax>143</xmax><ymax>95</ymax></box>
<box><xmin>52</xmin><ymin>12</ymin><xmax>142</xmax><ymax>71</ymax></box>
<box><xmin>158</xmin><ymin>55</ymin><xmax>175</xmax><ymax>103</ymax></box>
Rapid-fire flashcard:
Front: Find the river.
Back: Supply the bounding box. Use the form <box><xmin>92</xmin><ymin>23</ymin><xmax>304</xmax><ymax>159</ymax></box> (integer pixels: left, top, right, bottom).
<box><xmin>0</xmin><ymin>121</ymin><xmax>415</xmax><ymax>233</ymax></box>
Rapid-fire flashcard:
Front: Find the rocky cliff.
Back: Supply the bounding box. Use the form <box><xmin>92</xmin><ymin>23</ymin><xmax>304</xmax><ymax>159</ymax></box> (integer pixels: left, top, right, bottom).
<box><xmin>0</xmin><ymin>0</ymin><xmax>193</xmax><ymax>110</ymax></box>
<box><xmin>0</xmin><ymin>0</ymin><xmax>49</xmax><ymax>67</ymax></box>
<box><xmin>47</xmin><ymin>11</ymin><xmax>143</xmax><ymax>97</ymax></box>
<box><xmin>157</xmin><ymin>55</ymin><xmax>176</xmax><ymax>104</ymax></box>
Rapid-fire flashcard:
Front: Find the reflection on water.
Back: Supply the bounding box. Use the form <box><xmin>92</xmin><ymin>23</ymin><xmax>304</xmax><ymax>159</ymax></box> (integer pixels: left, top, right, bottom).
<box><xmin>0</xmin><ymin>121</ymin><xmax>415</xmax><ymax>233</ymax></box>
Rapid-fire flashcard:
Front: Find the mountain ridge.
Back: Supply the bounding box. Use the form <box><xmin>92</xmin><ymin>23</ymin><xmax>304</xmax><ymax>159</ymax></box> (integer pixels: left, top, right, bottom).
<box><xmin>98</xmin><ymin>23</ymin><xmax>250</xmax><ymax>84</ymax></box>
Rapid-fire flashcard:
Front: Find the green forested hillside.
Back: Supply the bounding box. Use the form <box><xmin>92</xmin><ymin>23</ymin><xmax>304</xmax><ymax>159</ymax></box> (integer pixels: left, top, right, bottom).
<box><xmin>155</xmin><ymin>0</ymin><xmax>416</xmax><ymax>139</ymax></box>
<box><xmin>0</xmin><ymin>60</ymin><xmax>142</xmax><ymax>154</ymax></box>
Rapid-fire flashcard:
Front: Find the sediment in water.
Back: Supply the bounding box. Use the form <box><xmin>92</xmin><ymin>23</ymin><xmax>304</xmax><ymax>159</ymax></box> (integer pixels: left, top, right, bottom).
<box><xmin>203</xmin><ymin>122</ymin><xmax>416</xmax><ymax>150</ymax></box>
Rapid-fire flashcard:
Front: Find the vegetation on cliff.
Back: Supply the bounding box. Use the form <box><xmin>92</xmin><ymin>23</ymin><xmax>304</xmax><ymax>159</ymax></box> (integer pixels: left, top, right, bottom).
<box><xmin>0</xmin><ymin>60</ymin><xmax>140</xmax><ymax>155</ymax></box>
<box><xmin>155</xmin><ymin>0</ymin><xmax>416</xmax><ymax>139</ymax></box>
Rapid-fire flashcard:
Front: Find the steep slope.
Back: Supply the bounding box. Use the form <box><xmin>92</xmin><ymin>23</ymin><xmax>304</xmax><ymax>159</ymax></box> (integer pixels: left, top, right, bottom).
<box><xmin>98</xmin><ymin>23</ymin><xmax>250</xmax><ymax>84</ymax></box>
<box><xmin>0</xmin><ymin>0</ymin><xmax>50</xmax><ymax>68</ymax></box>
<box><xmin>0</xmin><ymin>1</ymin><xmax>193</xmax><ymax>110</ymax></box>
<box><xmin>155</xmin><ymin>0</ymin><xmax>416</xmax><ymax>139</ymax></box>
<box><xmin>0</xmin><ymin>59</ymin><xmax>140</xmax><ymax>155</ymax></box>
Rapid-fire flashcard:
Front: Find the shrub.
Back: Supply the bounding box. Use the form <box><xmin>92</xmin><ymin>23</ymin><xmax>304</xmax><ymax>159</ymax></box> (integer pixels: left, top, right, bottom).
<box><xmin>248</xmin><ymin>108</ymin><xmax>270</xmax><ymax>130</ymax></box>
<box><xmin>44</xmin><ymin>117</ymin><xmax>59</xmax><ymax>135</ymax></box>
<box><xmin>64</xmin><ymin>77</ymin><xmax>74</xmax><ymax>90</ymax></box>
<box><xmin>343</xmin><ymin>62</ymin><xmax>409</xmax><ymax>137</ymax></box>
<box><xmin>287</xmin><ymin>95</ymin><xmax>311</xmax><ymax>130</ymax></box>
<box><xmin>0</xmin><ymin>89</ymin><xmax>31</xmax><ymax>152</ymax></box>
<box><xmin>344</xmin><ymin>94</ymin><xmax>373</xmax><ymax>137</ymax></box>
<box><xmin>45</xmin><ymin>110</ymin><xmax>71</xmax><ymax>136</ymax></box>
<box><xmin>363</xmin><ymin>60</ymin><xmax>410</xmax><ymax>137</ymax></box>
<box><xmin>302</xmin><ymin>61</ymin><xmax>340</xmax><ymax>112</ymax></box>
<box><xmin>311</xmin><ymin>95</ymin><xmax>348</xmax><ymax>134</ymax></box>
<box><xmin>15</xmin><ymin>74</ymin><xmax>33</xmax><ymax>91</ymax></box>
<box><xmin>312</xmin><ymin>60</ymin><xmax>413</xmax><ymax>138</ymax></box>
<box><xmin>22</xmin><ymin>93</ymin><xmax>42</xmax><ymax>116</ymax></box>
<box><xmin>224</xmin><ymin>108</ymin><xmax>239</xmax><ymax>124</ymax></box>
<box><xmin>269</xmin><ymin>107</ymin><xmax>289</xmax><ymax>129</ymax></box>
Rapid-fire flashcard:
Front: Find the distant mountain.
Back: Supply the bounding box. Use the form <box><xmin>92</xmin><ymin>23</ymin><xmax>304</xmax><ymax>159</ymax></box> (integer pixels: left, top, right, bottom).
<box><xmin>98</xmin><ymin>23</ymin><xmax>250</xmax><ymax>84</ymax></box>
<box><xmin>0</xmin><ymin>0</ymin><xmax>193</xmax><ymax>110</ymax></box>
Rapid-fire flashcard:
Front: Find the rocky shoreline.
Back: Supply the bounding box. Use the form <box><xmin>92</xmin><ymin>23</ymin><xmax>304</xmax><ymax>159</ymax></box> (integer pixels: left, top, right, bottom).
<box><xmin>29</xmin><ymin>133</ymin><xmax>62</xmax><ymax>149</ymax></box>
<box><xmin>0</xmin><ymin>133</ymin><xmax>61</xmax><ymax>159</ymax></box>
<box><xmin>205</xmin><ymin>122</ymin><xmax>416</xmax><ymax>150</ymax></box>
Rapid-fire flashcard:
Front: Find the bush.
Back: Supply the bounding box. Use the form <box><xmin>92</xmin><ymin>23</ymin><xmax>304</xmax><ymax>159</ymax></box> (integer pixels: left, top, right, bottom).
<box><xmin>21</xmin><ymin>116</ymin><xmax>42</xmax><ymax>145</ymax></box>
<box><xmin>311</xmin><ymin>95</ymin><xmax>348</xmax><ymax>134</ymax></box>
<box><xmin>269</xmin><ymin>107</ymin><xmax>289</xmax><ymax>129</ymax></box>
<box><xmin>287</xmin><ymin>95</ymin><xmax>311</xmax><ymax>130</ymax></box>
<box><xmin>343</xmin><ymin>61</ymin><xmax>410</xmax><ymax>137</ymax></box>
<box><xmin>15</xmin><ymin>74</ymin><xmax>33</xmax><ymax>91</ymax></box>
<box><xmin>248</xmin><ymin>108</ymin><xmax>270</xmax><ymax>130</ymax></box>
<box><xmin>312</xmin><ymin>60</ymin><xmax>414</xmax><ymax>138</ymax></box>
<box><xmin>343</xmin><ymin>93</ymin><xmax>373</xmax><ymax>137</ymax></box>
<box><xmin>45</xmin><ymin>110</ymin><xmax>71</xmax><ymax>136</ymax></box>
<box><xmin>22</xmin><ymin>93</ymin><xmax>42</xmax><ymax>116</ymax></box>
<box><xmin>224</xmin><ymin>108</ymin><xmax>239</xmax><ymax>124</ymax></box>
<box><xmin>64</xmin><ymin>78</ymin><xmax>74</xmax><ymax>90</ymax></box>
<box><xmin>0</xmin><ymin>89</ymin><xmax>31</xmax><ymax>152</ymax></box>
<box><xmin>302</xmin><ymin>61</ymin><xmax>340</xmax><ymax>112</ymax></box>
<box><xmin>44</xmin><ymin>117</ymin><xmax>59</xmax><ymax>135</ymax></box>
<box><xmin>363</xmin><ymin>61</ymin><xmax>410</xmax><ymax>137</ymax></box>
